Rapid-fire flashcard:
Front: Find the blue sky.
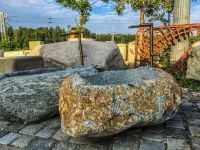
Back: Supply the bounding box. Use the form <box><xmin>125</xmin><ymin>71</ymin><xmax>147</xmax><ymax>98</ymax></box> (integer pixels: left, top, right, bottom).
<box><xmin>0</xmin><ymin>0</ymin><xmax>200</xmax><ymax>34</ymax></box>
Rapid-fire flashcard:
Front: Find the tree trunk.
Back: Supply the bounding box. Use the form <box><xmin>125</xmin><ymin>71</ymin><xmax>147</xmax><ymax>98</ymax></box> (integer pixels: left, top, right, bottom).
<box><xmin>170</xmin><ymin>0</ymin><xmax>191</xmax><ymax>64</ymax></box>
<box><xmin>138</xmin><ymin>7</ymin><xmax>145</xmax><ymax>65</ymax></box>
<box><xmin>79</xmin><ymin>12</ymin><xmax>84</xmax><ymax>38</ymax></box>
<box><xmin>140</xmin><ymin>7</ymin><xmax>145</xmax><ymax>24</ymax></box>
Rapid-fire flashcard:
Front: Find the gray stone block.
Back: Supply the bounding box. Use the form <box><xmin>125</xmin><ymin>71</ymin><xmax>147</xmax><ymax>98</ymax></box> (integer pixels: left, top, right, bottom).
<box><xmin>0</xmin><ymin>144</ymin><xmax>23</xmax><ymax>150</ymax></box>
<box><xmin>166</xmin><ymin>138</ymin><xmax>190</xmax><ymax>150</ymax></box>
<box><xmin>165</xmin><ymin>128</ymin><xmax>187</xmax><ymax>139</ymax></box>
<box><xmin>184</xmin><ymin>112</ymin><xmax>200</xmax><ymax>119</ymax></box>
<box><xmin>52</xmin><ymin>129</ymin><xmax>70</xmax><ymax>141</ymax></box>
<box><xmin>11</xmin><ymin>134</ymin><xmax>34</xmax><ymax>148</ymax></box>
<box><xmin>189</xmin><ymin>126</ymin><xmax>200</xmax><ymax>138</ymax></box>
<box><xmin>113</xmin><ymin>135</ymin><xmax>140</xmax><ymax>150</ymax></box>
<box><xmin>0</xmin><ymin>133</ymin><xmax>21</xmax><ymax>145</ymax></box>
<box><xmin>143</xmin><ymin>124</ymin><xmax>165</xmax><ymax>134</ymax></box>
<box><xmin>187</xmin><ymin>118</ymin><xmax>200</xmax><ymax>127</ymax></box>
<box><xmin>166</xmin><ymin>120</ymin><xmax>185</xmax><ymax>129</ymax></box>
<box><xmin>0</xmin><ymin>121</ymin><xmax>24</xmax><ymax>133</ymax></box>
<box><xmin>0</xmin><ymin>56</ymin><xmax>44</xmax><ymax>73</ymax></box>
<box><xmin>139</xmin><ymin>139</ymin><xmax>166</xmax><ymax>150</ymax></box>
<box><xmin>52</xmin><ymin>142</ymin><xmax>77</xmax><ymax>150</ymax></box>
<box><xmin>0</xmin><ymin>66</ymin><xmax>97</xmax><ymax>123</ymax></box>
<box><xmin>19</xmin><ymin>124</ymin><xmax>44</xmax><ymax>135</ymax></box>
<box><xmin>26</xmin><ymin>138</ymin><xmax>57</xmax><ymax>150</ymax></box>
<box><xmin>41</xmin><ymin>117</ymin><xmax>60</xmax><ymax>129</ymax></box>
<box><xmin>0</xmin><ymin>131</ymin><xmax>9</xmax><ymax>138</ymax></box>
<box><xmin>35</xmin><ymin>127</ymin><xmax>56</xmax><ymax>139</ymax></box>
<box><xmin>142</xmin><ymin>132</ymin><xmax>164</xmax><ymax>142</ymax></box>
<box><xmin>192</xmin><ymin>138</ymin><xmax>200</xmax><ymax>150</ymax></box>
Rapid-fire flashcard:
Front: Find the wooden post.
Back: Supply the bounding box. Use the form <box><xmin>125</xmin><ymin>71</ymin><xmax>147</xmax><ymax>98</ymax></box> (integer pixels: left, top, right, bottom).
<box><xmin>170</xmin><ymin>0</ymin><xmax>191</xmax><ymax>64</ymax></box>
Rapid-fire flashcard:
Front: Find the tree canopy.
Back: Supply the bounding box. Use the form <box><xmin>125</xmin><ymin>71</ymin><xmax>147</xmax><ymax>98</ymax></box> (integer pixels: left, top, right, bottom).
<box><xmin>112</xmin><ymin>0</ymin><xmax>175</xmax><ymax>25</ymax></box>
<box><xmin>56</xmin><ymin>0</ymin><xmax>108</xmax><ymax>30</ymax></box>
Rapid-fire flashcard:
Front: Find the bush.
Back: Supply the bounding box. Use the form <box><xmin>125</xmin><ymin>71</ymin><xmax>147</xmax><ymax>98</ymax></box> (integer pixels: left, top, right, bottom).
<box><xmin>159</xmin><ymin>47</ymin><xmax>200</xmax><ymax>92</ymax></box>
<box><xmin>0</xmin><ymin>41</ymin><xmax>19</xmax><ymax>51</ymax></box>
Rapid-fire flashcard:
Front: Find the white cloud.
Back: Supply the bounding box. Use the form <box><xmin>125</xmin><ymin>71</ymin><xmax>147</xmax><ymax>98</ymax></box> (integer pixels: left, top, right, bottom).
<box><xmin>0</xmin><ymin>0</ymin><xmax>199</xmax><ymax>33</ymax></box>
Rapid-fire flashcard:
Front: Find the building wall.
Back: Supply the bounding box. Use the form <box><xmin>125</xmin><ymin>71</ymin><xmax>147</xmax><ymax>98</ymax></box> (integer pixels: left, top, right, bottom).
<box><xmin>4</xmin><ymin>50</ymin><xmax>30</xmax><ymax>57</ymax></box>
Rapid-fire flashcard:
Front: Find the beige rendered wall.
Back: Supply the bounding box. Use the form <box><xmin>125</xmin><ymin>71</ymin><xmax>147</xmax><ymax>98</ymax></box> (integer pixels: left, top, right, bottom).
<box><xmin>117</xmin><ymin>43</ymin><xmax>136</xmax><ymax>69</ymax></box>
<box><xmin>29</xmin><ymin>41</ymin><xmax>44</xmax><ymax>50</ymax></box>
<box><xmin>4</xmin><ymin>50</ymin><xmax>30</xmax><ymax>57</ymax></box>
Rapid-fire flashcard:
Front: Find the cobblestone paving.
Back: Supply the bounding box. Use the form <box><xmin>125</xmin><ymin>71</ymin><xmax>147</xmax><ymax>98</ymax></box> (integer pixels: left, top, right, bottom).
<box><xmin>0</xmin><ymin>89</ymin><xmax>199</xmax><ymax>150</ymax></box>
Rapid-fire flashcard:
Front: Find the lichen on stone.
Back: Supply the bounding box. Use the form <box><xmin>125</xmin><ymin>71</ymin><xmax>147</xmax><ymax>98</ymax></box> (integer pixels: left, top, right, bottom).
<box><xmin>59</xmin><ymin>67</ymin><xmax>182</xmax><ymax>137</ymax></box>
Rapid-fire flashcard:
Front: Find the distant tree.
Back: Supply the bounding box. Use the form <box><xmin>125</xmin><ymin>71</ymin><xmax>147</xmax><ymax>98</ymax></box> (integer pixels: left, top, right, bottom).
<box><xmin>7</xmin><ymin>26</ymin><xmax>14</xmax><ymax>40</ymax></box>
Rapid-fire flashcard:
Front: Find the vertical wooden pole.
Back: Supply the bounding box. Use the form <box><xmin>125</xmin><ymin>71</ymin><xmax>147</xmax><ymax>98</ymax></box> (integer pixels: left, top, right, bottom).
<box><xmin>170</xmin><ymin>0</ymin><xmax>191</xmax><ymax>64</ymax></box>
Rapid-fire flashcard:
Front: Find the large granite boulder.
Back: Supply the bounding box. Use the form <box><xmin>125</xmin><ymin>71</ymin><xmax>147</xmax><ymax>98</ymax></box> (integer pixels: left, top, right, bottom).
<box><xmin>186</xmin><ymin>42</ymin><xmax>200</xmax><ymax>80</ymax></box>
<box><xmin>0</xmin><ymin>66</ymin><xmax>97</xmax><ymax>124</ymax></box>
<box><xmin>29</xmin><ymin>41</ymin><xmax>125</xmax><ymax>71</ymax></box>
<box><xmin>59</xmin><ymin>67</ymin><xmax>182</xmax><ymax>137</ymax></box>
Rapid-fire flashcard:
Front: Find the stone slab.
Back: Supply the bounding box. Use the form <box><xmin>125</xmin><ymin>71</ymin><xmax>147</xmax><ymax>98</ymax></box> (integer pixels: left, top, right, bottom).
<box><xmin>189</xmin><ymin>126</ymin><xmax>200</xmax><ymax>138</ymax></box>
<box><xmin>35</xmin><ymin>127</ymin><xmax>56</xmax><ymax>139</ymax></box>
<box><xmin>165</xmin><ymin>128</ymin><xmax>187</xmax><ymax>139</ymax></box>
<box><xmin>121</xmin><ymin>127</ymin><xmax>142</xmax><ymax>137</ymax></box>
<box><xmin>0</xmin><ymin>133</ymin><xmax>21</xmax><ymax>145</ymax></box>
<box><xmin>187</xmin><ymin>118</ymin><xmax>200</xmax><ymax>127</ymax></box>
<box><xmin>0</xmin><ymin>130</ymin><xmax>9</xmax><ymax>138</ymax></box>
<box><xmin>139</xmin><ymin>139</ymin><xmax>165</xmax><ymax>150</ymax></box>
<box><xmin>69</xmin><ymin>136</ymin><xmax>113</xmax><ymax>147</ymax></box>
<box><xmin>52</xmin><ymin>129</ymin><xmax>70</xmax><ymax>141</ymax></box>
<box><xmin>168</xmin><ymin>114</ymin><xmax>182</xmax><ymax>121</ymax></box>
<box><xmin>166</xmin><ymin>138</ymin><xmax>190</xmax><ymax>150</ymax></box>
<box><xmin>26</xmin><ymin>138</ymin><xmax>57</xmax><ymax>150</ymax></box>
<box><xmin>0</xmin><ymin>144</ymin><xmax>23</xmax><ymax>150</ymax></box>
<box><xmin>19</xmin><ymin>124</ymin><xmax>44</xmax><ymax>136</ymax></box>
<box><xmin>166</xmin><ymin>120</ymin><xmax>185</xmax><ymax>129</ymax></box>
<box><xmin>143</xmin><ymin>124</ymin><xmax>165</xmax><ymax>134</ymax></box>
<box><xmin>113</xmin><ymin>135</ymin><xmax>140</xmax><ymax>150</ymax></box>
<box><xmin>0</xmin><ymin>56</ymin><xmax>44</xmax><ymax>73</ymax></box>
<box><xmin>52</xmin><ymin>142</ymin><xmax>77</xmax><ymax>150</ymax></box>
<box><xmin>142</xmin><ymin>132</ymin><xmax>164</xmax><ymax>142</ymax></box>
<box><xmin>192</xmin><ymin>138</ymin><xmax>200</xmax><ymax>150</ymax></box>
<box><xmin>11</xmin><ymin>134</ymin><xmax>34</xmax><ymax>148</ymax></box>
<box><xmin>184</xmin><ymin>112</ymin><xmax>200</xmax><ymax>119</ymax></box>
<box><xmin>41</xmin><ymin>117</ymin><xmax>60</xmax><ymax>129</ymax></box>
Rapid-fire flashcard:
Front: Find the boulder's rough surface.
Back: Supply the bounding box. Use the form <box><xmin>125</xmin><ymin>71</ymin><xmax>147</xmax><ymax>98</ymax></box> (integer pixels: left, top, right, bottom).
<box><xmin>29</xmin><ymin>41</ymin><xmax>125</xmax><ymax>70</ymax></box>
<box><xmin>59</xmin><ymin>67</ymin><xmax>182</xmax><ymax>137</ymax></box>
<box><xmin>186</xmin><ymin>42</ymin><xmax>200</xmax><ymax>80</ymax></box>
<box><xmin>0</xmin><ymin>66</ymin><xmax>97</xmax><ymax>124</ymax></box>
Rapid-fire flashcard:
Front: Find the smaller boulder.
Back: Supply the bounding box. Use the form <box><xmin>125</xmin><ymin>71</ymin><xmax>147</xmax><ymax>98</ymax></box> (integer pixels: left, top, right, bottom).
<box><xmin>187</xmin><ymin>42</ymin><xmax>200</xmax><ymax>80</ymax></box>
<box><xmin>29</xmin><ymin>41</ymin><xmax>126</xmax><ymax>71</ymax></box>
